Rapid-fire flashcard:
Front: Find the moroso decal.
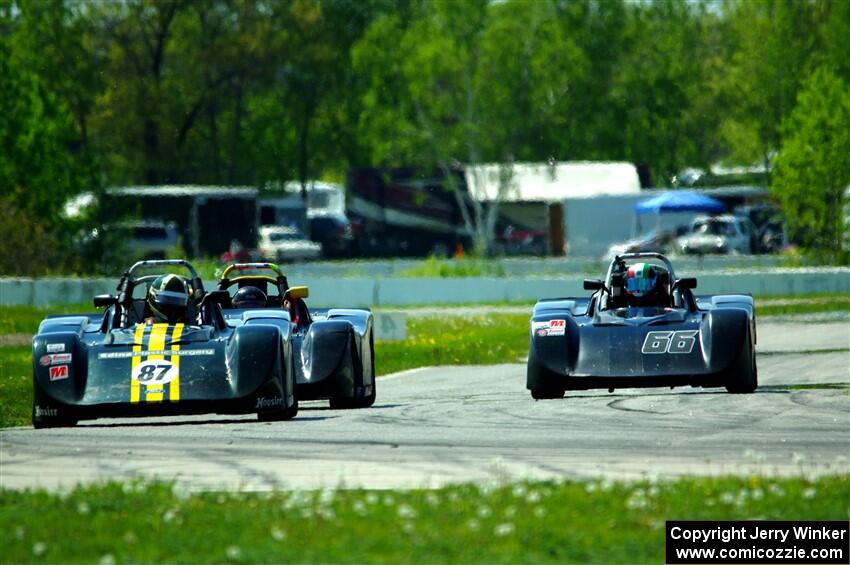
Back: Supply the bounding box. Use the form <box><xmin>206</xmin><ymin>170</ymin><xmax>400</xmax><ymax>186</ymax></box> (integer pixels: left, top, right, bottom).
<box><xmin>130</xmin><ymin>324</ymin><xmax>185</xmax><ymax>404</ymax></box>
<box><xmin>40</xmin><ymin>353</ymin><xmax>72</xmax><ymax>366</ymax></box>
<box><xmin>49</xmin><ymin>365</ymin><xmax>69</xmax><ymax>380</ymax></box>
<box><xmin>46</xmin><ymin>343</ymin><xmax>65</xmax><ymax>353</ymax></box>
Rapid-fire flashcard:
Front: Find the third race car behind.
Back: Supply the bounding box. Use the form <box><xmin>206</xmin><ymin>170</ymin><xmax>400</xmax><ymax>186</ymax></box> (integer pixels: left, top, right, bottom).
<box><xmin>217</xmin><ymin>263</ymin><xmax>376</xmax><ymax>408</ymax></box>
<box><xmin>527</xmin><ymin>252</ymin><xmax>757</xmax><ymax>399</ymax></box>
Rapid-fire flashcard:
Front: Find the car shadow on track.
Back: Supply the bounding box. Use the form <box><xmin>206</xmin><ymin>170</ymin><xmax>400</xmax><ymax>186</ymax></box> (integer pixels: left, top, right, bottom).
<box><xmin>79</xmin><ymin>415</ymin><xmax>337</xmax><ymax>427</ymax></box>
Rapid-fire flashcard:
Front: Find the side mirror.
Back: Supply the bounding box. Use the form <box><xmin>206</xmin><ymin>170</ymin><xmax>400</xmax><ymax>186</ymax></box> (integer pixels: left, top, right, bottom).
<box><xmin>93</xmin><ymin>294</ymin><xmax>117</xmax><ymax>308</ymax></box>
<box><xmin>285</xmin><ymin>286</ymin><xmax>309</xmax><ymax>300</ymax></box>
<box><xmin>583</xmin><ymin>279</ymin><xmax>605</xmax><ymax>291</ymax></box>
<box><xmin>675</xmin><ymin>277</ymin><xmax>697</xmax><ymax>290</ymax></box>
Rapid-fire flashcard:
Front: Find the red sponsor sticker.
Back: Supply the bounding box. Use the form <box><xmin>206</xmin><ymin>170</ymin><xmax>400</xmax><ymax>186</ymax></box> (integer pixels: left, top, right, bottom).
<box><xmin>550</xmin><ymin>319</ymin><xmax>566</xmax><ymax>328</ymax></box>
<box><xmin>49</xmin><ymin>365</ymin><xmax>69</xmax><ymax>381</ymax></box>
<box><xmin>40</xmin><ymin>355</ymin><xmax>51</xmax><ymax>366</ymax></box>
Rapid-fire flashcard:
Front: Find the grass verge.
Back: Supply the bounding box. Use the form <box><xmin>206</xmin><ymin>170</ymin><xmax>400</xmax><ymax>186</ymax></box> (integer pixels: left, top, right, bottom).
<box><xmin>0</xmin><ymin>346</ymin><xmax>31</xmax><ymax>427</ymax></box>
<box><xmin>376</xmin><ymin>314</ymin><xmax>528</xmax><ymax>375</ymax></box>
<box><xmin>1</xmin><ymin>476</ymin><xmax>846</xmax><ymax>564</ymax></box>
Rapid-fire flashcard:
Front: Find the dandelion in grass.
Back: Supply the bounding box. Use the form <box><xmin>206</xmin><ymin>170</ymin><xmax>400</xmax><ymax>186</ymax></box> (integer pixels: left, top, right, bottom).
<box><xmin>626</xmin><ymin>492</ymin><xmax>649</xmax><ymax>510</ymax></box>
<box><xmin>600</xmin><ymin>478</ymin><xmax>615</xmax><ymax>492</ymax></box>
<box><xmin>647</xmin><ymin>486</ymin><xmax>660</xmax><ymax>498</ymax></box>
<box><xmin>585</xmin><ymin>482</ymin><xmax>597</xmax><ymax>494</ymax></box>
<box><xmin>171</xmin><ymin>484</ymin><xmax>191</xmax><ymax>501</ymax></box>
<box><xmin>217</xmin><ymin>494</ymin><xmax>227</xmax><ymax>504</ymax></box>
<box><xmin>494</xmin><ymin>523</ymin><xmax>515</xmax><ymax>537</ymax></box>
<box><xmin>425</xmin><ymin>492</ymin><xmax>440</xmax><ymax>507</ymax></box>
<box><xmin>397</xmin><ymin>504</ymin><xmax>417</xmax><ymax>519</ymax></box>
<box><xmin>318</xmin><ymin>507</ymin><xmax>336</xmax><ymax>521</ymax></box>
<box><xmin>366</xmin><ymin>493</ymin><xmax>379</xmax><ymax>505</ymax></box>
<box><xmin>319</xmin><ymin>489</ymin><xmax>335</xmax><ymax>506</ymax></box>
<box><xmin>720</xmin><ymin>492</ymin><xmax>735</xmax><ymax>505</ymax></box>
<box><xmin>226</xmin><ymin>545</ymin><xmax>242</xmax><ymax>561</ymax></box>
<box><xmin>270</xmin><ymin>527</ymin><xmax>286</xmax><ymax>541</ymax></box>
<box><xmin>448</xmin><ymin>491</ymin><xmax>461</xmax><ymax>503</ymax></box>
<box><xmin>402</xmin><ymin>521</ymin><xmax>415</xmax><ymax>534</ymax></box>
<box><xmin>768</xmin><ymin>484</ymin><xmax>785</xmax><ymax>497</ymax></box>
<box><xmin>32</xmin><ymin>542</ymin><xmax>47</xmax><ymax>556</ymax></box>
<box><xmin>383</xmin><ymin>494</ymin><xmax>396</xmax><ymax>506</ymax></box>
<box><xmin>162</xmin><ymin>507</ymin><xmax>178</xmax><ymax>522</ymax></box>
<box><xmin>751</xmin><ymin>488</ymin><xmax>764</xmax><ymax>501</ymax></box>
<box><xmin>533</xmin><ymin>506</ymin><xmax>546</xmax><ymax>518</ymax></box>
<box><xmin>802</xmin><ymin>487</ymin><xmax>816</xmax><ymax>500</ymax></box>
<box><xmin>526</xmin><ymin>490</ymin><xmax>541</xmax><ymax>504</ymax></box>
<box><xmin>512</xmin><ymin>484</ymin><xmax>527</xmax><ymax>498</ymax></box>
<box><xmin>77</xmin><ymin>501</ymin><xmax>90</xmax><ymax>515</ymax></box>
<box><xmin>99</xmin><ymin>554</ymin><xmax>116</xmax><ymax>565</ymax></box>
<box><xmin>353</xmin><ymin>500</ymin><xmax>367</xmax><ymax>515</ymax></box>
<box><xmin>477</xmin><ymin>505</ymin><xmax>492</xmax><ymax>518</ymax></box>
<box><xmin>467</xmin><ymin>519</ymin><xmax>480</xmax><ymax>531</ymax></box>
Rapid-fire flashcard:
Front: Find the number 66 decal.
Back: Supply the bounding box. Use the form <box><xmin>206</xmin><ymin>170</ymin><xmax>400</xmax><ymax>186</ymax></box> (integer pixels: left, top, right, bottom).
<box><xmin>641</xmin><ymin>330</ymin><xmax>698</xmax><ymax>354</ymax></box>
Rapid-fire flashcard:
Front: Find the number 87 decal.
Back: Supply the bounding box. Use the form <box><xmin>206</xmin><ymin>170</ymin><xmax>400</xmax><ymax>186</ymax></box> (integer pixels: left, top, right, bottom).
<box><xmin>641</xmin><ymin>330</ymin><xmax>699</xmax><ymax>354</ymax></box>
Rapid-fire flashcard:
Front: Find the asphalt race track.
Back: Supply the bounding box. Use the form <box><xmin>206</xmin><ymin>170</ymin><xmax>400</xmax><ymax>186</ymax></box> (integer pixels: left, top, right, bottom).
<box><xmin>1</xmin><ymin>321</ymin><xmax>847</xmax><ymax>491</ymax></box>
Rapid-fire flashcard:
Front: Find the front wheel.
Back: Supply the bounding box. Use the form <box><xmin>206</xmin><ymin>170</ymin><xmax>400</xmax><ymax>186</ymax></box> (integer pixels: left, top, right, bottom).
<box><xmin>725</xmin><ymin>335</ymin><xmax>758</xmax><ymax>394</ymax></box>
<box><xmin>527</xmin><ymin>343</ymin><xmax>565</xmax><ymax>400</ymax></box>
<box><xmin>32</xmin><ymin>405</ymin><xmax>77</xmax><ymax>429</ymax></box>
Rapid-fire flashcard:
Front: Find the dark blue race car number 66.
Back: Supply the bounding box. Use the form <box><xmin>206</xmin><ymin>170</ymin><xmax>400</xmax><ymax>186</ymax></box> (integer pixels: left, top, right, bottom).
<box><xmin>641</xmin><ymin>330</ymin><xmax>699</xmax><ymax>354</ymax></box>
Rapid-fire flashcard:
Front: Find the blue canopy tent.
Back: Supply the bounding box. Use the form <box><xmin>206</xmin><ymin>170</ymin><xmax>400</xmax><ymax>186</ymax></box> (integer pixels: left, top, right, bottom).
<box><xmin>634</xmin><ymin>190</ymin><xmax>726</xmax><ymax>215</ymax></box>
<box><xmin>632</xmin><ymin>190</ymin><xmax>727</xmax><ymax>241</ymax></box>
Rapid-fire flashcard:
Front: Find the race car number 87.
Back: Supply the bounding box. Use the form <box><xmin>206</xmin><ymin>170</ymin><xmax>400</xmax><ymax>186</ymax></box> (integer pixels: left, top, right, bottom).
<box><xmin>641</xmin><ymin>330</ymin><xmax>698</xmax><ymax>354</ymax></box>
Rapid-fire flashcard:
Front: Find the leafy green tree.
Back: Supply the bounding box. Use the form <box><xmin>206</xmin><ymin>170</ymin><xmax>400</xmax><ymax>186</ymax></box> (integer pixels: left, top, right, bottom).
<box><xmin>771</xmin><ymin>66</ymin><xmax>850</xmax><ymax>263</ymax></box>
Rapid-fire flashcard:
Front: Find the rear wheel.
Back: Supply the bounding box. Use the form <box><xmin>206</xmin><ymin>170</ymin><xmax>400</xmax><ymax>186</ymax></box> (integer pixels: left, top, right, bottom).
<box><xmin>330</xmin><ymin>334</ymin><xmax>376</xmax><ymax>409</ymax></box>
<box><xmin>725</xmin><ymin>334</ymin><xmax>758</xmax><ymax>394</ymax></box>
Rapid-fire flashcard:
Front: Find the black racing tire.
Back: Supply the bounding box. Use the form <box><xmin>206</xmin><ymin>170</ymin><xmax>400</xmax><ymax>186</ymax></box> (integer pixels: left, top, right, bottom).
<box><xmin>31</xmin><ymin>406</ymin><xmax>77</xmax><ymax>429</ymax></box>
<box><xmin>330</xmin><ymin>334</ymin><xmax>376</xmax><ymax>409</ymax></box>
<box><xmin>258</xmin><ymin>399</ymin><xmax>298</xmax><ymax>421</ymax></box>
<box><xmin>725</xmin><ymin>333</ymin><xmax>758</xmax><ymax>394</ymax></box>
<box><xmin>527</xmin><ymin>343</ymin><xmax>565</xmax><ymax>400</ymax></box>
<box><xmin>258</xmin><ymin>347</ymin><xmax>299</xmax><ymax>421</ymax></box>
<box><xmin>530</xmin><ymin>386</ymin><xmax>565</xmax><ymax>400</ymax></box>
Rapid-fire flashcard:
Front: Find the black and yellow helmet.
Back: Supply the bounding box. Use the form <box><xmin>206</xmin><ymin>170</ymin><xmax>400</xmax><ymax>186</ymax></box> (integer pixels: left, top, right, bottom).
<box><xmin>147</xmin><ymin>274</ymin><xmax>189</xmax><ymax>324</ymax></box>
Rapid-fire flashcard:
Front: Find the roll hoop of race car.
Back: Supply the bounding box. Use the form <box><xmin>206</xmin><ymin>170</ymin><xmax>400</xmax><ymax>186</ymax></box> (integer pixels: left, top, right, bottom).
<box><xmin>527</xmin><ymin>252</ymin><xmax>757</xmax><ymax>399</ymax></box>
<box><xmin>217</xmin><ymin>263</ymin><xmax>376</xmax><ymax>409</ymax></box>
<box><xmin>31</xmin><ymin>259</ymin><xmax>298</xmax><ymax>428</ymax></box>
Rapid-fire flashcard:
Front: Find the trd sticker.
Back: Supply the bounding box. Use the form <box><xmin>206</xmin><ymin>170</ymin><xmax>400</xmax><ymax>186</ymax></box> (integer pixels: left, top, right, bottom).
<box><xmin>49</xmin><ymin>365</ymin><xmax>69</xmax><ymax>380</ymax></box>
<box><xmin>46</xmin><ymin>343</ymin><xmax>65</xmax><ymax>353</ymax></box>
<box><xmin>641</xmin><ymin>330</ymin><xmax>699</xmax><ymax>354</ymax></box>
<box><xmin>40</xmin><ymin>353</ymin><xmax>72</xmax><ymax>366</ymax></box>
<box><xmin>132</xmin><ymin>359</ymin><xmax>178</xmax><ymax>385</ymax></box>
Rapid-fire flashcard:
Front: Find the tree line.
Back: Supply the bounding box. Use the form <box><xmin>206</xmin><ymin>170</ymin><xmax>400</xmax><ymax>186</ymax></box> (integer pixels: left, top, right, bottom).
<box><xmin>1</xmin><ymin>0</ymin><xmax>848</xmax><ymax>273</ymax></box>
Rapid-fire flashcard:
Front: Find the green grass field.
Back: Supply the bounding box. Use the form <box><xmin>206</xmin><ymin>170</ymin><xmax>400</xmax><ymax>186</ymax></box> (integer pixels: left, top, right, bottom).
<box><xmin>0</xmin><ymin>476</ymin><xmax>846</xmax><ymax>564</ymax></box>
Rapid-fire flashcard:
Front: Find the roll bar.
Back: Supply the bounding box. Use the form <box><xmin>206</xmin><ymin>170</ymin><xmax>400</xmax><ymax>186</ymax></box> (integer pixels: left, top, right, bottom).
<box><xmin>220</xmin><ymin>262</ymin><xmax>284</xmax><ymax>280</ymax></box>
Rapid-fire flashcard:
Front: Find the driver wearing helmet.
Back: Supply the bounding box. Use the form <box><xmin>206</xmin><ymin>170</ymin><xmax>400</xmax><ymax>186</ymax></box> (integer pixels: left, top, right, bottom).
<box><xmin>624</xmin><ymin>262</ymin><xmax>670</xmax><ymax>308</ymax></box>
<box><xmin>232</xmin><ymin>286</ymin><xmax>267</xmax><ymax>309</ymax></box>
<box><xmin>145</xmin><ymin>274</ymin><xmax>192</xmax><ymax>325</ymax></box>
